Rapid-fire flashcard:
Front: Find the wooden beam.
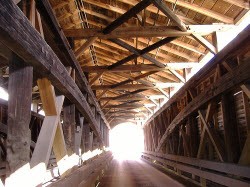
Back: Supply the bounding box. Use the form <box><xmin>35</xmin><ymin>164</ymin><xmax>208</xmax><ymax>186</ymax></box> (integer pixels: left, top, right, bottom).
<box><xmin>155</xmin><ymin>83</ymin><xmax>183</xmax><ymax>88</ymax></box>
<box><xmin>222</xmin><ymin>0</ymin><xmax>250</xmax><ymax>9</ymax></box>
<box><xmin>198</xmin><ymin>110</ymin><xmax>225</xmax><ymax>162</ymax></box>
<box><xmin>102</xmin><ymin>0</ymin><xmax>152</xmax><ymax>34</ymax></box>
<box><xmin>64</xmin><ymin>26</ymin><xmax>191</xmax><ymax>39</ymax></box>
<box><xmin>75</xmin><ymin>117</ymin><xmax>84</xmax><ymax>155</ymax></box>
<box><xmin>221</xmin><ymin>94</ymin><xmax>240</xmax><ymax>162</ymax></box>
<box><xmin>110</xmin><ymin>39</ymin><xmax>166</xmax><ymax>68</ymax></box>
<box><xmin>152</xmin><ymin>0</ymin><xmax>187</xmax><ymax>31</ymax></box>
<box><xmin>6</xmin><ymin>54</ymin><xmax>33</xmax><ymax>174</ymax></box>
<box><xmin>92</xmin><ymin>84</ymin><xmax>155</xmax><ymax>90</ymax></box>
<box><xmin>105</xmin><ymin>103</ymin><xmax>144</xmax><ymax>109</ymax></box>
<box><xmin>86</xmin><ymin>0</ymin><xmax>197</xmax><ymax>25</ymax></box>
<box><xmin>83</xmin><ymin>124</ymin><xmax>90</xmax><ymax>152</ymax></box>
<box><xmin>75</xmin><ymin>37</ymin><xmax>97</xmax><ymax>58</ymax></box>
<box><xmin>0</xmin><ymin>0</ymin><xmax>104</xmax><ymax>140</ymax></box>
<box><xmin>82</xmin><ymin>63</ymin><xmax>199</xmax><ymax>73</ymax></box>
<box><xmin>63</xmin><ymin>104</ymin><xmax>75</xmax><ymax>155</ymax></box>
<box><xmin>100</xmin><ymin>96</ymin><xmax>145</xmax><ymax>101</ymax></box>
<box><xmin>36</xmin><ymin>0</ymin><xmax>110</xmax><ymax>130</ymax></box>
<box><xmin>108</xmin><ymin>37</ymin><xmax>177</xmax><ymax>69</ymax></box>
<box><xmin>192</xmin><ymin>34</ymin><xmax>217</xmax><ymax>54</ymax></box>
<box><xmin>37</xmin><ymin>78</ymin><xmax>57</xmax><ymax>115</ymax></box>
<box><xmin>241</xmin><ymin>83</ymin><xmax>250</xmax><ymax>99</ymax></box>
<box><xmin>164</xmin><ymin>0</ymin><xmax>234</xmax><ymax>23</ymax></box>
<box><xmin>169</xmin><ymin>69</ymin><xmax>185</xmax><ymax>83</ymax></box>
<box><xmin>143</xmin><ymin>152</ymin><xmax>250</xmax><ymax>186</ymax></box>
<box><xmin>110</xmin><ymin>71</ymin><xmax>157</xmax><ymax>89</ymax></box>
<box><xmin>156</xmin><ymin>56</ymin><xmax>250</xmax><ymax>152</ymax></box>
<box><xmin>109</xmin><ymin>89</ymin><xmax>148</xmax><ymax>101</ymax></box>
<box><xmin>239</xmin><ymin>92</ymin><xmax>250</xmax><ymax>166</ymax></box>
<box><xmin>90</xmin><ymin>72</ymin><xmax>103</xmax><ymax>86</ymax></box>
<box><xmin>30</xmin><ymin>96</ymin><xmax>64</xmax><ymax>181</ymax></box>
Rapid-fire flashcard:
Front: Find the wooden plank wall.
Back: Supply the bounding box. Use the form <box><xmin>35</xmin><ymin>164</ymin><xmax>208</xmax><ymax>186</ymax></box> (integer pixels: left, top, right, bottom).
<box><xmin>143</xmin><ymin>25</ymin><xmax>250</xmax><ymax>186</ymax></box>
<box><xmin>0</xmin><ymin>0</ymin><xmax>110</xmax><ymax>185</ymax></box>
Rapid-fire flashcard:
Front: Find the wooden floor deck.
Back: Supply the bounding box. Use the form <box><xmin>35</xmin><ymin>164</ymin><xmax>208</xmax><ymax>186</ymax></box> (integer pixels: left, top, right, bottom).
<box><xmin>98</xmin><ymin>159</ymin><xmax>185</xmax><ymax>187</ymax></box>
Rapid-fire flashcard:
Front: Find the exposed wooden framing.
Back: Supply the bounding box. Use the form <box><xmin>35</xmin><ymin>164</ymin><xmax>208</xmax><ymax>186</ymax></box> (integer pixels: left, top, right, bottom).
<box><xmin>86</xmin><ymin>0</ymin><xmax>197</xmax><ymax>25</ymax></box>
<box><xmin>221</xmin><ymin>94</ymin><xmax>240</xmax><ymax>162</ymax></box>
<box><xmin>83</xmin><ymin>124</ymin><xmax>90</xmax><ymax>152</ymax></box>
<box><xmin>64</xmin><ymin>26</ymin><xmax>192</xmax><ymax>39</ymax></box>
<box><xmin>152</xmin><ymin>25</ymin><xmax>250</xmax><ymax>152</ymax></box>
<box><xmin>152</xmin><ymin>0</ymin><xmax>186</xmax><ymax>31</ymax></box>
<box><xmin>65</xmin><ymin>25</ymin><xmax>232</xmax><ymax>39</ymax></box>
<box><xmin>171</xmin><ymin>40</ymin><xmax>205</xmax><ymax>55</ymax></box>
<box><xmin>100</xmin><ymin>96</ymin><xmax>144</xmax><ymax>102</ymax></box>
<box><xmin>145</xmin><ymin>151</ymin><xmax>250</xmax><ymax>178</ymax></box>
<box><xmin>192</xmin><ymin>34</ymin><xmax>217</xmax><ymax>54</ymax></box>
<box><xmin>168</xmin><ymin>69</ymin><xmax>185</xmax><ymax>83</ymax></box>
<box><xmin>90</xmin><ymin>72</ymin><xmax>103</xmax><ymax>86</ymax></box>
<box><xmin>136</xmin><ymin>37</ymin><xmax>198</xmax><ymax>61</ymax></box>
<box><xmin>110</xmin><ymin>71</ymin><xmax>157</xmax><ymax>89</ymax></box>
<box><xmin>82</xmin><ymin>8</ymin><xmax>117</xmax><ymax>24</ymax></box>
<box><xmin>163</xmin><ymin>0</ymin><xmax>234</xmax><ymax>23</ymax></box>
<box><xmin>107</xmin><ymin>37</ymin><xmax>177</xmax><ymax>69</ymax></box>
<box><xmin>180</xmin><ymin>128</ymin><xmax>191</xmax><ymax>157</ymax></box>
<box><xmin>75</xmin><ymin>37</ymin><xmax>97</xmax><ymax>58</ymax></box>
<box><xmin>63</xmin><ymin>104</ymin><xmax>75</xmax><ymax>155</ymax></box>
<box><xmin>92</xmin><ymin>84</ymin><xmax>155</xmax><ymax>90</ymax></box>
<box><xmin>143</xmin><ymin>152</ymin><xmax>250</xmax><ymax>186</ymax></box>
<box><xmin>6</xmin><ymin>54</ymin><xmax>33</xmax><ymax>175</ymax></box>
<box><xmin>222</xmin><ymin>0</ymin><xmax>250</xmax><ymax>9</ymax></box>
<box><xmin>31</xmin><ymin>78</ymin><xmax>67</xmax><ymax>180</ymax></box>
<box><xmin>239</xmin><ymin>92</ymin><xmax>250</xmax><ymax>166</ymax></box>
<box><xmin>89</xmin><ymin>132</ymin><xmax>93</xmax><ymax>151</ymax></box>
<box><xmin>97</xmin><ymin>90</ymin><xmax>109</xmax><ymax>100</ymax></box>
<box><xmin>82</xmin><ymin>63</ymin><xmax>199</xmax><ymax>73</ymax></box>
<box><xmin>30</xmin><ymin>97</ymin><xmax>65</xmax><ymax>183</ymax></box>
<box><xmin>102</xmin><ymin>0</ymin><xmax>152</xmax><ymax>34</ymax></box>
<box><xmin>36</xmin><ymin>0</ymin><xmax>110</xmax><ymax>130</ymax></box>
<box><xmin>105</xmin><ymin>103</ymin><xmax>144</xmax><ymax>109</ymax></box>
<box><xmin>198</xmin><ymin>107</ymin><xmax>225</xmax><ymax>162</ymax></box>
<box><xmin>133</xmin><ymin>0</ymin><xmax>199</xmax><ymax>24</ymax></box>
<box><xmin>1</xmin><ymin>0</ymin><xmax>250</xmax><ymax>184</ymax></box>
<box><xmin>241</xmin><ymin>83</ymin><xmax>250</xmax><ymax>98</ymax></box>
<box><xmin>0</xmin><ymin>0</ymin><xmax>105</xmax><ymax>141</ymax></box>
<box><xmin>110</xmin><ymin>39</ymin><xmax>166</xmax><ymax>68</ymax></box>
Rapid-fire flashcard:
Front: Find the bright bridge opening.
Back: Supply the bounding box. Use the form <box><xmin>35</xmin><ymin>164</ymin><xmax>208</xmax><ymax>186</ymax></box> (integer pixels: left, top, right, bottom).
<box><xmin>109</xmin><ymin>122</ymin><xmax>144</xmax><ymax>160</ymax></box>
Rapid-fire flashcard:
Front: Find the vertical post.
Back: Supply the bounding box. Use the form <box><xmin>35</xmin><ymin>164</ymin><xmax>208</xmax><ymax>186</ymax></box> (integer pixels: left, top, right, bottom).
<box><xmin>239</xmin><ymin>92</ymin><xmax>250</xmax><ymax>165</ymax></box>
<box><xmin>63</xmin><ymin>104</ymin><xmax>75</xmax><ymax>155</ymax></box>
<box><xmin>89</xmin><ymin>131</ymin><xmax>94</xmax><ymax>151</ymax></box>
<box><xmin>75</xmin><ymin>116</ymin><xmax>84</xmax><ymax>155</ymax></box>
<box><xmin>221</xmin><ymin>94</ymin><xmax>240</xmax><ymax>162</ymax></box>
<box><xmin>6</xmin><ymin>54</ymin><xmax>33</xmax><ymax>180</ymax></box>
<box><xmin>83</xmin><ymin>124</ymin><xmax>90</xmax><ymax>152</ymax></box>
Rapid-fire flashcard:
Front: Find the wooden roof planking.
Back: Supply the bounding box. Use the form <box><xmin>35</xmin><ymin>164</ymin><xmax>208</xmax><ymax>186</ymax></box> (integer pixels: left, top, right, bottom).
<box><xmin>48</xmin><ymin>0</ymin><xmax>249</xmax><ymax>127</ymax></box>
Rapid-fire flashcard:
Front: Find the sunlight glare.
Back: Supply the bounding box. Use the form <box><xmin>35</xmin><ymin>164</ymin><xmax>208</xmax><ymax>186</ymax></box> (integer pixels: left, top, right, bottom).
<box><xmin>110</xmin><ymin>123</ymin><xmax>144</xmax><ymax>160</ymax></box>
<box><xmin>0</xmin><ymin>87</ymin><xmax>8</xmax><ymax>101</ymax></box>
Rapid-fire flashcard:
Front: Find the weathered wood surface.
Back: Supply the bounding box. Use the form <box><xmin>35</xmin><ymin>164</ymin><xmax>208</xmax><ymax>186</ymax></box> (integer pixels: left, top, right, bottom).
<box><xmin>63</xmin><ymin>104</ymin><xmax>76</xmax><ymax>155</ymax></box>
<box><xmin>82</xmin><ymin>63</ymin><xmax>199</xmax><ymax>73</ymax></box>
<box><xmin>142</xmin><ymin>152</ymin><xmax>250</xmax><ymax>186</ymax></box>
<box><xmin>35</xmin><ymin>0</ymin><xmax>110</xmax><ymax>130</ymax></box>
<box><xmin>102</xmin><ymin>0</ymin><xmax>151</xmax><ymax>34</ymax></box>
<box><xmin>6</xmin><ymin>54</ymin><xmax>33</xmax><ymax>173</ymax></box>
<box><xmin>98</xmin><ymin>159</ymin><xmax>186</xmax><ymax>187</ymax></box>
<box><xmin>0</xmin><ymin>0</ymin><xmax>103</xmax><ymax>141</ymax></box>
<box><xmin>48</xmin><ymin>151</ymin><xmax>112</xmax><ymax>187</ymax></box>
<box><xmin>64</xmin><ymin>26</ymin><xmax>192</xmax><ymax>39</ymax></box>
<box><xmin>142</xmin><ymin>24</ymin><xmax>250</xmax><ymax>151</ymax></box>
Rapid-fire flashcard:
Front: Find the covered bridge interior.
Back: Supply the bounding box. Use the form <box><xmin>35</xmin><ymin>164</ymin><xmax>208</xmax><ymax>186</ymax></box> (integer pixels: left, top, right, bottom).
<box><xmin>0</xmin><ymin>0</ymin><xmax>250</xmax><ymax>186</ymax></box>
